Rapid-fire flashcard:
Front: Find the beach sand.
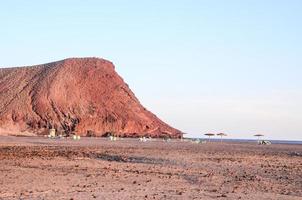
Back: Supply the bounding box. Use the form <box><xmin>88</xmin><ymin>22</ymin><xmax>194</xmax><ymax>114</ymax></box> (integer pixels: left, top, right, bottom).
<box><xmin>0</xmin><ymin>136</ymin><xmax>301</xmax><ymax>200</ymax></box>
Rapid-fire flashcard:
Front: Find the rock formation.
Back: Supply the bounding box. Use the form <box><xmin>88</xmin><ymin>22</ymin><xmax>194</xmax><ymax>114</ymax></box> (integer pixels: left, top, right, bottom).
<box><xmin>0</xmin><ymin>58</ymin><xmax>182</xmax><ymax>138</ymax></box>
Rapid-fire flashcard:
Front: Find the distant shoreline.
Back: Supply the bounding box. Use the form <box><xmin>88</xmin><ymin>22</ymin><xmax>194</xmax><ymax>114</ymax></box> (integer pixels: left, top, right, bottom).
<box><xmin>191</xmin><ymin>138</ymin><xmax>302</xmax><ymax>145</ymax></box>
<box><xmin>0</xmin><ymin>135</ymin><xmax>301</xmax><ymax>145</ymax></box>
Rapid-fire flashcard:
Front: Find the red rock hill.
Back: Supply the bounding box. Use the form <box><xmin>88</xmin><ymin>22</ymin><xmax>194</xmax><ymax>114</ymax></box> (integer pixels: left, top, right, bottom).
<box><xmin>0</xmin><ymin>58</ymin><xmax>182</xmax><ymax>138</ymax></box>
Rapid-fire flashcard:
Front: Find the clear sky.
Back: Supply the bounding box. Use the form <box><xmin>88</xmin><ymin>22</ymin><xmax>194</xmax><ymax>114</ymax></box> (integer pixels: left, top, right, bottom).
<box><xmin>0</xmin><ymin>0</ymin><xmax>301</xmax><ymax>140</ymax></box>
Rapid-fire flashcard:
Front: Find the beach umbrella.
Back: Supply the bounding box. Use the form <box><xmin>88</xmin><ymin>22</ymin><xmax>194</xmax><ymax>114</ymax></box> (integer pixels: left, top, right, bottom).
<box><xmin>204</xmin><ymin>133</ymin><xmax>215</xmax><ymax>142</ymax></box>
<box><xmin>254</xmin><ymin>134</ymin><xmax>264</xmax><ymax>143</ymax></box>
<box><xmin>217</xmin><ymin>133</ymin><xmax>227</xmax><ymax>143</ymax></box>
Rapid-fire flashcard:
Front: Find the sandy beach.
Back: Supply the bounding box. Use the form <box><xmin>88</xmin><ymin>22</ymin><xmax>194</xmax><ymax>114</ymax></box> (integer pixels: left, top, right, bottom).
<box><xmin>0</xmin><ymin>136</ymin><xmax>301</xmax><ymax>200</ymax></box>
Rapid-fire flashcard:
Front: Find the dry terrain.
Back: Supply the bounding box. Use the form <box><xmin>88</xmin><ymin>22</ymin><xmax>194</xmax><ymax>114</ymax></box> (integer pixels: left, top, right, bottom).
<box><xmin>0</xmin><ymin>136</ymin><xmax>301</xmax><ymax>200</ymax></box>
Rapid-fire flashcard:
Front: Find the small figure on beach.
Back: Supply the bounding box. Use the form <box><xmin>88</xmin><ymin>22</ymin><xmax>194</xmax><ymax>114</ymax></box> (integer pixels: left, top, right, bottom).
<box><xmin>254</xmin><ymin>134</ymin><xmax>271</xmax><ymax>145</ymax></box>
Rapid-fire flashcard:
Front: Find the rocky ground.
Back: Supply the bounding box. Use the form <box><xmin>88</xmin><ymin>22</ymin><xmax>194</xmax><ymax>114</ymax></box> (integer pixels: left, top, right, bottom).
<box><xmin>0</xmin><ymin>136</ymin><xmax>301</xmax><ymax>200</ymax></box>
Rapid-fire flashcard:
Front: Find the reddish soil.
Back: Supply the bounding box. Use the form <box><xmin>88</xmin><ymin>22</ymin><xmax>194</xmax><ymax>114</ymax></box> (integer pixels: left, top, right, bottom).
<box><xmin>0</xmin><ymin>58</ymin><xmax>181</xmax><ymax>138</ymax></box>
<box><xmin>0</xmin><ymin>136</ymin><xmax>301</xmax><ymax>200</ymax></box>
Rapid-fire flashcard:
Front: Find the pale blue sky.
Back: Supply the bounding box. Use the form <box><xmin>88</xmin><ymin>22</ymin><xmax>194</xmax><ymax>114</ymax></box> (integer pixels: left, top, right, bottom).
<box><xmin>0</xmin><ymin>1</ymin><xmax>301</xmax><ymax>140</ymax></box>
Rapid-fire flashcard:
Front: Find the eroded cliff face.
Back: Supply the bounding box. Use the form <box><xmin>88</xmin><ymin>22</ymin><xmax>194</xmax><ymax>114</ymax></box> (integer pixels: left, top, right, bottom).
<box><xmin>0</xmin><ymin>58</ymin><xmax>182</xmax><ymax>138</ymax></box>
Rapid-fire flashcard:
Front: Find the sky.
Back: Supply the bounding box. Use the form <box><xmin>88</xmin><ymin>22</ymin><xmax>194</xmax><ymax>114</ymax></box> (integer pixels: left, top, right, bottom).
<box><xmin>0</xmin><ymin>0</ymin><xmax>301</xmax><ymax>140</ymax></box>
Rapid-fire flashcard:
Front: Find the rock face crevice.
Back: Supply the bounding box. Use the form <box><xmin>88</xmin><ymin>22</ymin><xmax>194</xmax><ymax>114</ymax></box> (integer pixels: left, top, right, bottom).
<box><xmin>0</xmin><ymin>57</ymin><xmax>182</xmax><ymax>138</ymax></box>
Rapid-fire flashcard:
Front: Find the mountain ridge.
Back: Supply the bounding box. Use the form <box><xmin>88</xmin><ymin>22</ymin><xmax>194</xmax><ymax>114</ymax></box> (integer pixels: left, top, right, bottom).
<box><xmin>0</xmin><ymin>57</ymin><xmax>182</xmax><ymax>138</ymax></box>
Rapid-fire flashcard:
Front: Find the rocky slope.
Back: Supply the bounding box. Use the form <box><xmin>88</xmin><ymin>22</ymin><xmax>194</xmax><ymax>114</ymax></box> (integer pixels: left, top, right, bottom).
<box><xmin>0</xmin><ymin>58</ymin><xmax>182</xmax><ymax>138</ymax></box>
